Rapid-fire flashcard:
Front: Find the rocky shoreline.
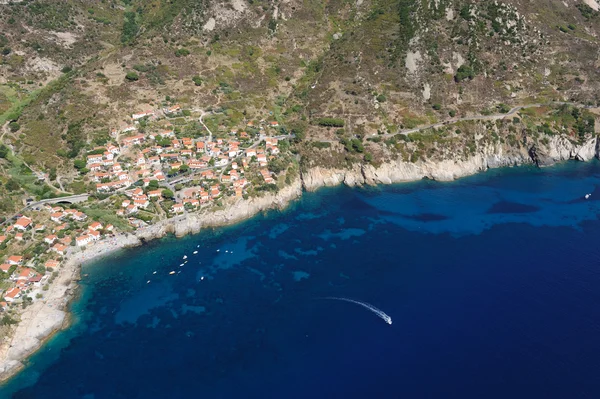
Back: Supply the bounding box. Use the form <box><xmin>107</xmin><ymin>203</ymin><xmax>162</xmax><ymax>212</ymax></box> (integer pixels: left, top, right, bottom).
<box><xmin>0</xmin><ymin>134</ymin><xmax>597</xmax><ymax>383</ymax></box>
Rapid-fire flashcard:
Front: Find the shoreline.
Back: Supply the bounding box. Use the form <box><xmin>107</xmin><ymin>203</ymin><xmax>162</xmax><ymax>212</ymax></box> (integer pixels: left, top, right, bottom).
<box><xmin>0</xmin><ymin>139</ymin><xmax>598</xmax><ymax>383</ymax></box>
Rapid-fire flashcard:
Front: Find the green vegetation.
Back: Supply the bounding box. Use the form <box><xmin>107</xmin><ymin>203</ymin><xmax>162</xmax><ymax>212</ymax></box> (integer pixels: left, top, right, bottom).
<box><xmin>125</xmin><ymin>71</ymin><xmax>139</xmax><ymax>82</ymax></box>
<box><xmin>175</xmin><ymin>48</ymin><xmax>190</xmax><ymax>57</ymax></box>
<box><xmin>121</xmin><ymin>11</ymin><xmax>139</xmax><ymax>44</ymax></box>
<box><xmin>162</xmin><ymin>189</ymin><xmax>174</xmax><ymax>199</ymax></box>
<box><xmin>192</xmin><ymin>76</ymin><xmax>203</xmax><ymax>86</ymax></box>
<box><xmin>455</xmin><ymin>65</ymin><xmax>474</xmax><ymax>82</ymax></box>
<box><xmin>316</xmin><ymin>118</ymin><xmax>345</xmax><ymax>127</ymax></box>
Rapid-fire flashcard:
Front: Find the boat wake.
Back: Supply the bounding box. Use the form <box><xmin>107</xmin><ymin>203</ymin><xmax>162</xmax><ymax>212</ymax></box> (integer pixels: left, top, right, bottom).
<box><xmin>322</xmin><ymin>297</ymin><xmax>392</xmax><ymax>325</ymax></box>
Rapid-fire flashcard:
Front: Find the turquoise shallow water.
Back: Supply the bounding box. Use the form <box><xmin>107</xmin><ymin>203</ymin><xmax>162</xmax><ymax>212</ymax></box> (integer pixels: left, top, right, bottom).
<box><xmin>4</xmin><ymin>161</ymin><xmax>600</xmax><ymax>398</ymax></box>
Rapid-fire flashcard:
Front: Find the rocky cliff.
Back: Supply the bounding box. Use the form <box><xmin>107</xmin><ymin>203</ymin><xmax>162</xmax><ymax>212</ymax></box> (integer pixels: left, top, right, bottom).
<box><xmin>301</xmin><ymin>136</ymin><xmax>599</xmax><ymax>192</ymax></box>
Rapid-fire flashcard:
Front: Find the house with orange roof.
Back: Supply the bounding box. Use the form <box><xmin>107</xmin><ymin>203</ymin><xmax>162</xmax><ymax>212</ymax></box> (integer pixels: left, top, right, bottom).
<box><xmin>148</xmin><ymin>190</ymin><xmax>162</xmax><ymax>199</ymax></box>
<box><xmin>52</xmin><ymin>243</ymin><xmax>67</xmax><ymax>256</ymax></box>
<box><xmin>134</xmin><ymin>199</ymin><xmax>150</xmax><ymax>209</ymax></box>
<box><xmin>88</xmin><ymin>222</ymin><xmax>103</xmax><ymax>231</ymax></box>
<box><xmin>17</xmin><ymin>268</ymin><xmax>35</xmax><ymax>281</ymax></box>
<box><xmin>76</xmin><ymin>234</ymin><xmax>92</xmax><ymax>247</ymax></box>
<box><xmin>45</xmin><ymin>260</ymin><xmax>60</xmax><ymax>269</ymax></box>
<box><xmin>14</xmin><ymin>216</ymin><xmax>32</xmax><ymax>231</ymax></box>
<box><xmin>6</xmin><ymin>256</ymin><xmax>23</xmax><ymax>265</ymax></box>
<box><xmin>4</xmin><ymin>287</ymin><xmax>21</xmax><ymax>303</ymax></box>
<box><xmin>54</xmin><ymin>223</ymin><xmax>67</xmax><ymax>232</ymax></box>
<box><xmin>73</xmin><ymin>212</ymin><xmax>87</xmax><ymax>222</ymax></box>
<box><xmin>14</xmin><ymin>233</ymin><xmax>23</xmax><ymax>241</ymax></box>
<box><xmin>88</xmin><ymin>230</ymin><xmax>101</xmax><ymax>241</ymax></box>
<box><xmin>50</xmin><ymin>212</ymin><xmax>65</xmax><ymax>223</ymax></box>
<box><xmin>0</xmin><ymin>264</ymin><xmax>11</xmax><ymax>273</ymax></box>
<box><xmin>34</xmin><ymin>224</ymin><xmax>46</xmax><ymax>232</ymax></box>
<box><xmin>0</xmin><ymin>236</ymin><xmax>6</xmax><ymax>244</ymax></box>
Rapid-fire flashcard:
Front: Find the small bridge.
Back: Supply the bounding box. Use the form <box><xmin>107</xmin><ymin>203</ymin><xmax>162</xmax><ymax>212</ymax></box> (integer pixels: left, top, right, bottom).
<box><xmin>0</xmin><ymin>194</ymin><xmax>91</xmax><ymax>227</ymax></box>
<box><xmin>34</xmin><ymin>194</ymin><xmax>90</xmax><ymax>206</ymax></box>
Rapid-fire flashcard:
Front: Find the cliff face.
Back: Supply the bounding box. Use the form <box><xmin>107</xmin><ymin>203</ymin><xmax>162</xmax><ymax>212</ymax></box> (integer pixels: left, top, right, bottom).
<box><xmin>301</xmin><ymin>136</ymin><xmax>599</xmax><ymax>191</ymax></box>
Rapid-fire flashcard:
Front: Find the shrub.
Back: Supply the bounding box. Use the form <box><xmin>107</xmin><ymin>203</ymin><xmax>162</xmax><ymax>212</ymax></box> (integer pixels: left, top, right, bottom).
<box><xmin>175</xmin><ymin>48</ymin><xmax>190</xmax><ymax>57</ymax></box>
<box><xmin>316</xmin><ymin>118</ymin><xmax>345</xmax><ymax>127</ymax></box>
<box><xmin>448</xmin><ymin>110</ymin><xmax>456</xmax><ymax>117</ymax></box>
<box><xmin>8</xmin><ymin>121</ymin><xmax>20</xmax><ymax>132</ymax></box>
<box><xmin>455</xmin><ymin>64</ymin><xmax>474</xmax><ymax>81</ymax></box>
<box><xmin>192</xmin><ymin>76</ymin><xmax>203</xmax><ymax>86</ymax></box>
<box><xmin>376</xmin><ymin>94</ymin><xmax>387</xmax><ymax>103</ymax></box>
<box><xmin>125</xmin><ymin>71</ymin><xmax>139</xmax><ymax>81</ymax></box>
<box><xmin>162</xmin><ymin>189</ymin><xmax>174</xmax><ymax>199</ymax></box>
<box><xmin>432</xmin><ymin>103</ymin><xmax>442</xmax><ymax>111</ymax></box>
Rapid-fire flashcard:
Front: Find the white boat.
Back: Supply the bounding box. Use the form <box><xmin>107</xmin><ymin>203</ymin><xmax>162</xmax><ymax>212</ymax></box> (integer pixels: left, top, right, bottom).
<box><xmin>169</xmin><ymin>271</ymin><xmax>175</xmax><ymax>275</ymax></box>
<box><xmin>183</xmin><ymin>255</ymin><xmax>188</xmax><ymax>259</ymax></box>
<box><xmin>585</xmin><ymin>193</ymin><xmax>591</xmax><ymax>199</ymax></box>
<box><xmin>193</xmin><ymin>251</ymin><xmax>198</xmax><ymax>254</ymax></box>
<box><xmin>147</xmin><ymin>280</ymin><xmax>151</xmax><ymax>284</ymax></box>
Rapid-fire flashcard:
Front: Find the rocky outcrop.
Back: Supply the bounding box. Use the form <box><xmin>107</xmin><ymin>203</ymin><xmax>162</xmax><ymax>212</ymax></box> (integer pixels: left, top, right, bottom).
<box><xmin>135</xmin><ymin>178</ymin><xmax>303</xmax><ymax>240</ymax></box>
<box><xmin>302</xmin><ymin>135</ymin><xmax>599</xmax><ymax>191</ymax></box>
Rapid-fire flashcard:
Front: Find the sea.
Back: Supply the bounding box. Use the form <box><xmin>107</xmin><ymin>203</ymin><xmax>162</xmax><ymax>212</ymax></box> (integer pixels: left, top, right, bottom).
<box><xmin>3</xmin><ymin>161</ymin><xmax>600</xmax><ymax>398</ymax></box>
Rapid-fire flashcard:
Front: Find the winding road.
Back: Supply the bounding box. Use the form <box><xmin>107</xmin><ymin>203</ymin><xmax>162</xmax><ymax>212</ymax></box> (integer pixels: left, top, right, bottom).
<box><xmin>380</xmin><ymin>102</ymin><xmax>592</xmax><ymax>138</ymax></box>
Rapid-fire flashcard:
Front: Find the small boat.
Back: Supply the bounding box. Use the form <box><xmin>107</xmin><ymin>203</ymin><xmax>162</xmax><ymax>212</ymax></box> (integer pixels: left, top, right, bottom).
<box><xmin>183</xmin><ymin>255</ymin><xmax>188</xmax><ymax>259</ymax></box>
<box><xmin>153</xmin><ymin>271</ymin><xmax>157</xmax><ymax>275</ymax></box>
<box><xmin>147</xmin><ymin>280</ymin><xmax>151</xmax><ymax>284</ymax></box>
<box><xmin>200</xmin><ymin>276</ymin><xmax>204</xmax><ymax>281</ymax></box>
<box><xmin>180</xmin><ymin>263</ymin><xmax>184</xmax><ymax>267</ymax></box>
<box><xmin>193</xmin><ymin>251</ymin><xmax>198</xmax><ymax>254</ymax></box>
<box><xmin>216</xmin><ymin>249</ymin><xmax>220</xmax><ymax>252</ymax></box>
<box><xmin>585</xmin><ymin>193</ymin><xmax>591</xmax><ymax>199</ymax></box>
<box><xmin>169</xmin><ymin>271</ymin><xmax>175</xmax><ymax>275</ymax></box>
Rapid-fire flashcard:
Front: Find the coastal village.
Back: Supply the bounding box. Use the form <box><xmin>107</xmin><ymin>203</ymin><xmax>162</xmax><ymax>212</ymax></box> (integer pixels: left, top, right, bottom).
<box><xmin>0</xmin><ymin>104</ymin><xmax>292</xmax><ymax>315</ymax></box>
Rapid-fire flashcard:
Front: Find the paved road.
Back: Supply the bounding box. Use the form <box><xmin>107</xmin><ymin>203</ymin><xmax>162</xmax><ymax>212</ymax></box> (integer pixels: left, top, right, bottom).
<box><xmin>0</xmin><ymin>194</ymin><xmax>90</xmax><ymax>226</ymax></box>
<box><xmin>380</xmin><ymin>102</ymin><xmax>591</xmax><ymax>139</ymax></box>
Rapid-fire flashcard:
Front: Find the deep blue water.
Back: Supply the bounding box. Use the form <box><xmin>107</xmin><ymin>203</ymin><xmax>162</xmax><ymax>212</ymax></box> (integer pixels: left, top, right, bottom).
<box><xmin>4</xmin><ymin>162</ymin><xmax>600</xmax><ymax>398</ymax></box>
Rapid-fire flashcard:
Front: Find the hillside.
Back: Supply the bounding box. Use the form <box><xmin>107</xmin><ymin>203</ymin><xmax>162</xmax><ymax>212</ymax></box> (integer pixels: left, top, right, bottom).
<box><xmin>1</xmin><ymin>0</ymin><xmax>600</xmax><ymax>211</ymax></box>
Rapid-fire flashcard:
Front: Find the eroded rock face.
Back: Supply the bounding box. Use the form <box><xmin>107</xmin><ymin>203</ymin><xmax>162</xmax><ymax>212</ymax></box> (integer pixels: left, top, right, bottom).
<box><xmin>301</xmin><ymin>135</ymin><xmax>599</xmax><ymax>191</ymax></box>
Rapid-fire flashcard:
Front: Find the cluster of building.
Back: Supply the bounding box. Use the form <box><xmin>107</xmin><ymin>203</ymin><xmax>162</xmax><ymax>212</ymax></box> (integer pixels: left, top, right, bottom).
<box><xmin>0</xmin><ymin>202</ymin><xmax>116</xmax><ymax>304</ymax></box>
<box><xmin>84</xmin><ymin>107</ymin><xmax>285</xmax><ymax>217</ymax></box>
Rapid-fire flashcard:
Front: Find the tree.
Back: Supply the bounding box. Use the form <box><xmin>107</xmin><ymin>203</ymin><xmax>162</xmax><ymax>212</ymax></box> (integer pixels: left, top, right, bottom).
<box><xmin>6</xmin><ymin>179</ymin><xmax>19</xmax><ymax>191</ymax></box>
<box><xmin>125</xmin><ymin>71</ymin><xmax>139</xmax><ymax>81</ymax></box>
<box><xmin>73</xmin><ymin>159</ymin><xmax>86</xmax><ymax>170</ymax></box>
<box><xmin>455</xmin><ymin>65</ymin><xmax>474</xmax><ymax>82</ymax></box>
<box><xmin>192</xmin><ymin>76</ymin><xmax>203</xmax><ymax>86</ymax></box>
<box><xmin>162</xmin><ymin>189</ymin><xmax>174</xmax><ymax>199</ymax></box>
<box><xmin>147</xmin><ymin>180</ymin><xmax>159</xmax><ymax>190</ymax></box>
<box><xmin>0</xmin><ymin>144</ymin><xmax>9</xmax><ymax>158</ymax></box>
<box><xmin>8</xmin><ymin>122</ymin><xmax>20</xmax><ymax>132</ymax></box>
